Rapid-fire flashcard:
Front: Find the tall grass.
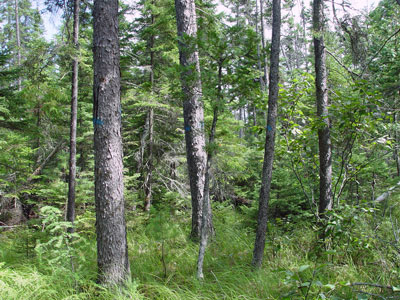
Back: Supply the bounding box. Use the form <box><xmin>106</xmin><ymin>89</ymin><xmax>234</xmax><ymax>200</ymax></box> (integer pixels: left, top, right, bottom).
<box><xmin>1</xmin><ymin>200</ymin><xmax>399</xmax><ymax>299</ymax></box>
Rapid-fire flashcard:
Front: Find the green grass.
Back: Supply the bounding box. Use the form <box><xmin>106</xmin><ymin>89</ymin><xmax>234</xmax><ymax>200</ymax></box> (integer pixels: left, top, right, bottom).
<box><xmin>1</xmin><ymin>202</ymin><xmax>400</xmax><ymax>299</ymax></box>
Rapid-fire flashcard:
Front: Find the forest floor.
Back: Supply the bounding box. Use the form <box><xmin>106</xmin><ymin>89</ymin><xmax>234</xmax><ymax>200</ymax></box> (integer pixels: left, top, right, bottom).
<box><xmin>1</xmin><ymin>201</ymin><xmax>400</xmax><ymax>300</ymax></box>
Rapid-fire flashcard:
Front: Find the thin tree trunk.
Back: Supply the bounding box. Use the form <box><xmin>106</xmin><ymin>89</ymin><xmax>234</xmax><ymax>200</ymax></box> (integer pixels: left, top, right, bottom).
<box><xmin>15</xmin><ymin>0</ymin><xmax>21</xmax><ymax>91</ymax></box>
<box><xmin>66</xmin><ymin>0</ymin><xmax>80</xmax><ymax>234</ymax></box>
<box><xmin>313</xmin><ymin>0</ymin><xmax>333</xmax><ymax>216</ymax></box>
<box><xmin>393</xmin><ymin>111</ymin><xmax>400</xmax><ymax>177</ymax></box>
<box><xmin>93</xmin><ymin>0</ymin><xmax>130</xmax><ymax>285</ymax></box>
<box><xmin>144</xmin><ymin>8</ymin><xmax>155</xmax><ymax>211</ymax></box>
<box><xmin>144</xmin><ymin>107</ymin><xmax>154</xmax><ymax>211</ymax></box>
<box><xmin>197</xmin><ymin>62</ymin><xmax>222</xmax><ymax>279</ymax></box>
<box><xmin>35</xmin><ymin>102</ymin><xmax>41</xmax><ymax>166</ymax></box>
<box><xmin>252</xmin><ymin>0</ymin><xmax>281</xmax><ymax>269</ymax></box>
<box><xmin>259</xmin><ymin>0</ymin><xmax>268</xmax><ymax>86</ymax></box>
<box><xmin>239</xmin><ymin>108</ymin><xmax>244</xmax><ymax>138</ymax></box>
<box><xmin>175</xmin><ymin>0</ymin><xmax>209</xmax><ymax>239</ymax></box>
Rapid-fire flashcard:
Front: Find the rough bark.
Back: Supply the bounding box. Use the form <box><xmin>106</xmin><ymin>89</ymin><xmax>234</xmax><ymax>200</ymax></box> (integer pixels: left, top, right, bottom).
<box><xmin>66</xmin><ymin>0</ymin><xmax>80</xmax><ymax>233</ymax></box>
<box><xmin>252</xmin><ymin>0</ymin><xmax>281</xmax><ymax>269</ymax></box>
<box><xmin>175</xmin><ymin>0</ymin><xmax>210</xmax><ymax>239</ymax></box>
<box><xmin>313</xmin><ymin>0</ymin><xmax>333</xmax><ymax>216</ymax></box>
<box><xmin>15</xmin><ymin>0</ymin><xmax>21</xmax><ymax>91</ymax></box>
<box><xmin>93</xmin><ymin>0</ymin><xmax>130</xmax><ymax>285</ymax></box>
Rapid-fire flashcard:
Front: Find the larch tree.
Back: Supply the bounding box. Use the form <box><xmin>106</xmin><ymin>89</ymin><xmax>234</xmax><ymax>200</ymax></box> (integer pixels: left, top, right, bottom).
<box><xmin>174</xmin><ymin>0</ymin><xmax>212</xmax><ymax>239</ymax></box>
<box><xmin>313</xmin><ymin>0</ymin><xmax>333</xmax><ymax>216</ymax></box>
<box><xmin>93</xmin><ymin>0</ymin><xmax>130</xmax><ymax>285</ymax></box>
<box><xmin>252</xmin><ymin>0</ymin><xmax>281</xmax><ymax>268</ymax></box>
<box><xmin>66</xmin><ymin>0</ymin><xmax>80</xmax><ymax>233</ymax></box>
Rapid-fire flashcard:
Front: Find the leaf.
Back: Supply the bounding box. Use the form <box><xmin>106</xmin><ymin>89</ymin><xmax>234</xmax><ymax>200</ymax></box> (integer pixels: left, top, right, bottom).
<box><xmin>324</xmin><ymin>284</ymin><xmax>335</xmax><ymax>290</ymax></box>
<box><xmin>298</xmin><ymin>265</ymin><xmax>310</xmax><ymax>272</ymax></box>
<box><xmin>315</xmin><ymin>281</ymin><xmax>323</xmax><ymax>287</ymax></box>
<box><xmin>393</xmin><ymin>286</ymin><xmax>400</xmax><ymax>292</ymax></box>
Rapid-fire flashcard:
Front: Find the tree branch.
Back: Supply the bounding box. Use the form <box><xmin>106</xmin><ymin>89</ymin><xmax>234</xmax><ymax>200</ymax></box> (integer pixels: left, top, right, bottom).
<box><xmin>362</xmin><ymin>27</ymin><xmax>400</xmax><ymax>75</ymax></box>
<box><xmin>374</xmin><ymin>181</ymin><xmax>400</xmax><ymax>202</ymax></box>
<box><xmin>27</xmin><ymin>140</ymin><xmax>65</xmax><ymax>183</ymax></box>
<box><xmin>326</xmin><ymin>49</ymin><xmax>360</xmax><ymax>79</ymax></box>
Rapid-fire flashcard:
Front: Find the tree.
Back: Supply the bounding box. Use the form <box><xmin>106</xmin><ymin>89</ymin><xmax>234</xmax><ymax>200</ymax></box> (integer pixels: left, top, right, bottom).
<box><xmin>93</xmin><ymin>0</ymin><xmax>130</xmax><ymax>285</ymax></box>
<box><xmin>14</xmin><ymin>0</ymin><xmax>21</xmax><ymax>91</ymax></box>
<box><xmin>66</xmin><ymin>0</ymin><xmax>80</xmax><ymax>233</ymax></box>
<box><xmin>252</xmin><ymin>0</ymin><xmax>281</xmax><ymax>268</ymax></box>
<box><xmin>313</xmin><ymin>0</ymin><xmax>332</xmax><ymax>216</ymax></box>
<box><xmin>174</xmin><ymin>0</ymin><xmax>211</xmax><ymax>239</ymax></box>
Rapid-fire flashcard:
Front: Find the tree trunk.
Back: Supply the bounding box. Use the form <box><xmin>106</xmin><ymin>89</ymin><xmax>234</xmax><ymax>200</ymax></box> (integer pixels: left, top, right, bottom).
<box><xmin>93</xmin><ymin>0</ymin><xmax>130</xmax><ymax>285</ymax></box>
<box><xmin>66</xmin><ymin>0</ymin><xmax>80</xmax><ymax>234</ymax></box>
<box><xmin>393</xmin><ymin>111</ymin><xmax>400</xmax><ymax>177</ymax></box>
<box><xmin>175</xmin><ymin>0</ymin><xmax>209</xmax><ymax>239</ymax></box>
<box><xmin>144</xmin><ymin>107</ymin><xmax>154</xmax><ymax>211</ymax></box>
<box><xmin>197</xmin><ymin>62</ymin><xmax>222</xmax><ymax>279</ymax></box>
<box><xmin>144</xmin><ymin>9</ymin><xmax>155</xmax><ymax>212</ymax></box>
<box><xmin>313</xmin><ymin>0</ymin><xmax>333</xmax><ymax>216</ymax></box>
<box><xmin>259</xmin><ymin>0</ymin><xmax>268</xmax><ymax>87</ymax></box>
<box><xmin>15</xmin><ymin>0</ymin><xmax>21</xmax><ymax>91</ymax></box>
<box><xmin>252</xmin><ymin>0</ymin><xmax>281</xmax><ymax>269</ymax></box>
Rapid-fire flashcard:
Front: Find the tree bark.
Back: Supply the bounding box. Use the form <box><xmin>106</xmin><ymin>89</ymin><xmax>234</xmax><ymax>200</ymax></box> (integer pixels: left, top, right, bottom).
<box><xmin>93</xmin><ymin>0</ymin><xmax>130</xmax><ymax>285</ymax></box>
<box><xmin>393</xmin><ymin>111</ymin><xmax>400</xmax><ymax>177</ymax></box>
<box><xmin>197</xmin><ymin>62</ymin><xmax>222</xmax><ymax>279</ymax></box>
<box><xmin>175</xmin><ymin>0</ymin><xmax>209</xmax><ymax>239</ymax></box>
<box><xmin>66</xmin><ymin>0</ymin><xmax>80</xmax><ymax>234</ymax></box>
<box><xmin>15</xmin><ymin>0</ymin><xmax>21</xmax><ymax>91</ymax></box>
<box><xmin>313</xmin><ymin>0</ymin><xmax>333</xmax><ymax>216</ymax></box>
<box><xmin>259</xmin><ymin>0</ymin><xmax>268</xmax><ymax>86</ymax></box>
<box><xmin>252</xmin><ymin>0</ymin><xmax>281</xmax><ymax>269</ymax></box>
<box><xmin>144</xmin><ymin>8</ymin><xmax>155</xmax><ymax>212</ymax></box>
<box><xmin>144</xmin><ymin>107</ymin><xmax>154</xmax><ymax>211</ymax></box>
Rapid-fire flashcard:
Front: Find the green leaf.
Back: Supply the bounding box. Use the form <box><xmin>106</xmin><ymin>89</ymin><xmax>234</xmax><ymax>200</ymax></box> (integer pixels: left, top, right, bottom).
<box><xmin>393</xmin><ymin>286</ymin><xmax>400</xmax><ymax>292</ymax></box>
<box><xmin>298</xmin><ymin>265</ymin><xmax>310</xmax><ymax>272</ymax></box>
<box><xmin>300</xmin><ymin>282</ymin><xmax>311</xmax><ymax>287</ymax></box>
<box><xmin>324</xmin><ymin>284</ymin><xmax>335</xmax><ymax>290</ymax></box>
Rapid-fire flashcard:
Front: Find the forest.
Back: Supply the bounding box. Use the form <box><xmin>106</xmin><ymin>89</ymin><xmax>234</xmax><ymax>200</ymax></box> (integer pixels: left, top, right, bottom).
<box><xmin>0</xmin><ymin>0</ymin><xmax>400</xmax><ymax>299</ymax></box>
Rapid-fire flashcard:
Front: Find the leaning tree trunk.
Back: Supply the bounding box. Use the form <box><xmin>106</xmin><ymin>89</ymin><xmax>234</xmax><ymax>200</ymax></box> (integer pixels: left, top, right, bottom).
<box><xmin>66</xmin><ymin>0</ymin><xmax>80</xmax><ymax>233</ymax></box>
<box><xmin>93</xmin><ymin>0</ymin><xmax>130</xmax><ymax>285</ymax></box>
<box><xmin>313</xmin><ymin>0</ymin><xmax>333</xmax><ymax>216</ymax></box>
<box><xmin>252</xmin><ymin>0</ymin><xmax>281</xmax><ymax>269</ymax></box>
<box><xmin>175</xmin><ymin>0</ymin><xmax>211</xmax><ymax>239</ymax></box>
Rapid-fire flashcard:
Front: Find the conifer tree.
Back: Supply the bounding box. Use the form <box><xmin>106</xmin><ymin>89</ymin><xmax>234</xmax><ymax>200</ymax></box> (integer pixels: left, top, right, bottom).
<box><xmin>93</xmin><ymin>0</ymin><xmax>130</xmax><ymax>285</ymax></box>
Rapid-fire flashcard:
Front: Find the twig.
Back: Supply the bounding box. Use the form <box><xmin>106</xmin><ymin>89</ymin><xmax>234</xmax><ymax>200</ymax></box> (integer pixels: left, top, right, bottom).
<box><xmin>351</xmin><ymin>282</ymin><xmax>393</xmax><ymax>289</ymax></box>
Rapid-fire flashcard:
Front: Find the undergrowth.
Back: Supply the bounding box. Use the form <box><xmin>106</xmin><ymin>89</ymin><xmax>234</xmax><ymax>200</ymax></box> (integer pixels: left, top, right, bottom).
<box><xmin>1</xmin><ymin>198</ymin><xmax>400</xmax><ymax>299</ymax></box>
